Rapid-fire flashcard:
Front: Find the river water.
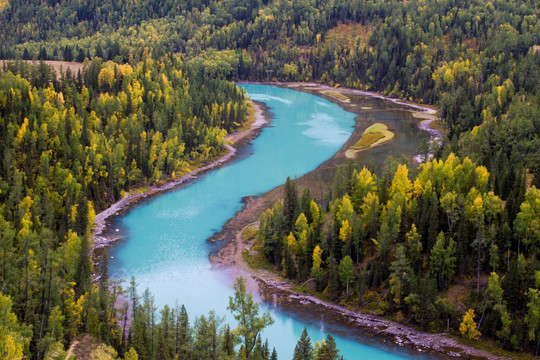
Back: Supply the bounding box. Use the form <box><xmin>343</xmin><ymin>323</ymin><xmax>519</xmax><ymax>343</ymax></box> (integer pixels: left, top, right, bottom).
<box><xmin>108</xmin><ymin>84</ymin><xmax>433</xmax><ymax>359</ymax></box>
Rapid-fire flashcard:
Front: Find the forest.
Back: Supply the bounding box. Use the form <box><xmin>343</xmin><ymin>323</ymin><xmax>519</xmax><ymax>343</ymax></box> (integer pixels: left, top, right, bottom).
<box><xmin>0</xmin><ymin>0</ymin><xmax>539</xmax><ymax>358</ymax></box>
<box><xmin>258</xmin><ymin>158</ymin><xmax>539</xmax><ymax>353</ymax></box>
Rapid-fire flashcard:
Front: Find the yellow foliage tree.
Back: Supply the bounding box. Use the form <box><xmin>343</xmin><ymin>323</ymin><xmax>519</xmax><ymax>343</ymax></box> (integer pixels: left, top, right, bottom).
<box><xmin>459</xmin><ymin>309</ymin><xmax>481</xmax><ymax>340</ymax></box>
<box><xmin>390</xmin><ymin>164</ymin><xmax>412</xmax><ymax>203</ymax></box>
<box><xmin>309</xmin><ymin>200</ymin><xmax>320</xmax><ymax>228</ymax></box>
<box><xmin>89</xmin><ymin>344</ymin><xmax>118</xmax><ymax>360</ymax></box>
<box><xmin>0</xmin><ymin>294</ymin><xmax>30</xmax><ymax>360</ymax></box>
<box><xmin>339</xmin><ymin>219</ymin><xmax>352</xmax><ymax>244</ymax></box>
<box><xmin>312</xmin><ymin>245</ymin><xmax>323</xmax><ymax>270</ymax></box>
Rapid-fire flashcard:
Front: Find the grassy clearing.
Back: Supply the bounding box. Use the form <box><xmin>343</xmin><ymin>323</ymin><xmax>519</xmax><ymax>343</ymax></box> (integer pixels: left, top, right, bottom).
<box><xmin>129</xmin><ymin>187</ymin><xmax>151</xmax><ymax>195</ymax></box>
<box><xmin>242</xmin><ymin>238</ymin><xmax>274</xmax><ymax>272</ymax></box>
<box><xmin>241</xmin><ymin>225</ymin><xmax>257</xmax><ymax>241</ymax></box>
<box><xmin>350</xmin><ymin>132</ymin><xmax>384</xmax><ymax>150</ymax></box>
<box><xmin>319</xmin><ymin>89</ymin><xmax>350</xmax><ymax>103</ymax></box>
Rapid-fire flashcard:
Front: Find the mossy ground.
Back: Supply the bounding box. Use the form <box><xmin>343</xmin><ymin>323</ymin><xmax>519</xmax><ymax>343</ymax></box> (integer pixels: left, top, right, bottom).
<box><xmin>350</xmin><ymin>132</ymin><xmax>385</xmax><ymax>150</ymax></box>
<box><xmin>346</xmin><ymin>123</ymin><xmax>394</xmax><ymax>158</ymax></box>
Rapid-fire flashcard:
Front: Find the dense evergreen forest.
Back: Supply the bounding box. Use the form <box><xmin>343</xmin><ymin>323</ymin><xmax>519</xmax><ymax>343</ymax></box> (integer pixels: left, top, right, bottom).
<box><xmin>1</xmin><ymin>0</ymin><xmax>539</xmax><ymax>358</ymax></box>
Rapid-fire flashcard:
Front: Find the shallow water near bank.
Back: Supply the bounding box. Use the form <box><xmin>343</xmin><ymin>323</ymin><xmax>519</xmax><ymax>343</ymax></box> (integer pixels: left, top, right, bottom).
<box><xmin>108</xmin><ymin>84</ymin><xmax>433</xmax><ymax>359</ymax></box>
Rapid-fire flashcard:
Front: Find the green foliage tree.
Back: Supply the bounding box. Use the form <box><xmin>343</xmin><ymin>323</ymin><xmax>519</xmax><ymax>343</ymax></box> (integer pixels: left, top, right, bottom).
<box><xmin>485</xmin><ymin>273</ymin><xmax>511</xmax><ymax>342</ymax></box>
<box><xmin>338</xmin><ymin>256</ymin><xmax>354</xmax><ymax>297</ymax></box>
<box><xmin>228</xmin><ymin>277</ymin><xmax>274</xmax><ymax>360</ymax></box>
<box><xmin>429</xmin><ymin>232</ymin><xmax>456</xmax><ymax>289</ymax></box>
<box><xmin>526</xmin><ymin>288</ymin><xmax>540</xmax><ymax>355</ymax></box>
<box><xmin>293</xmin><ymin>327</ymin><xmax>313</xmax><ymax>360</ymax></box>
<box><xmin>514</xmin><ymin>187</ymin><xmax>540</xmax><ymax>257</ymax></box>
<box><xmin>0</xmin><ymin>294</ymin><xmax>31</xmax><ymax>360</ymax></box>
<box><xmin>314</xmin><ymin>334</ymin><xmax>342</xmax><ymax>360</ymax></box>
<box><xmin>389</xmin><ymin>245</ymin><xmax>410</xmax><ymax>306</ymax></box>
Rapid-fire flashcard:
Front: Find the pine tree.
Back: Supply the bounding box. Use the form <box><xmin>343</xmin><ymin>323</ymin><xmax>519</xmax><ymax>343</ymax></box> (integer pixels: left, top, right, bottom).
<box><xmin>389</xmin><ymin>245</ymin><xmax>410</xmax><ymax>306</ymax></box>
<box><xmin>221</xmin><ymin>324</ymin><xmax>235</xmax><ymax>357</ymax></box>
<box><xmin>315</xmin><ymin>334</ymin><xmax>341</xmax><ymax>360</ymax></box>
<box><xmin>75</xmin><ymin>234</ymin><xmax>92</xmax><ymax>297</ymax></box>
<box><xmin>75</xmin><ymin>192</ymin><xmax>89</xmax><ymax>237</ymax></box>
<box><xmin>293</xmin><ymin>328</ymin><xmax>312</xmax><ymax>360</ymax></box>
<box><xmin>177</xmin><ymin>304</ymin><xmax>191</xmax><ymax>359</ymax></box>
<box><xmin>326</xmin><ymin>256</ymin><xmax>340</xmax><ymax>301</ymax></box>
<box><xmin>429</xmin><ymin>232</ymin><xmax>456</xmax><ymax>289</ymax></box>
<box><xmin>284</xmin><ymin>177</ymin><xmax>298</xmax><ymax>230</ymax></box>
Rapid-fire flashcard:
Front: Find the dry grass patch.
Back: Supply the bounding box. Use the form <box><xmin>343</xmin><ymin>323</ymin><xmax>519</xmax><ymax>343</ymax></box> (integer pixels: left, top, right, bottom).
<box><xmin>241</xmin><ymin>224</ymin><xmax>258</xmax><ymax>242</ymax></box>
<box><xmin>325</xmin><ymin>23</ymin><xmax>373</xmax><ymax>49</ymax></box>
<box><xmin>319</xmin><ymin>89</ymin><xmax>350</xmax><ymax>103</ymax></box>
<box><xmin>444</xmin><ymin>284</ymin><xmax>469</xmax><ymax>308</ymax></box>
<box><xmin>430</xmin><ymin>119</ymin><xmax>444</xmax><ymax>132</ymax></box>
<box><xmin>1</xmin><ymin>60</ymin><xmax>84</xmax><ymax>79</ymax></box>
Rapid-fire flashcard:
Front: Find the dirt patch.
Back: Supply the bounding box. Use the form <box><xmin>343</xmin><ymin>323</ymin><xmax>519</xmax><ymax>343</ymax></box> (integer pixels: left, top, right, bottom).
<box><xmin>65</xmin><ymin>333</ymin><xmax>101</xmax><ymax>360</ymax></box>
<box><xmin>1</xmin><ymin>60</ymin><xmax>84</xmax><ymax>78</ymax></box>
<box><xmin>325</xmin><ymin>23</ymin><xmax>374</xmax><ymax>50</ymax></box>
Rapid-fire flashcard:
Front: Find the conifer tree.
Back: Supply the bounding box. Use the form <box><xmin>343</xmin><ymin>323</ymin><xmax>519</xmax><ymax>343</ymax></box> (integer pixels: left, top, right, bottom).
<box><xmin>293</xmin><ymin>328</ymin><xmax>313</xmax><ymax>360</ymax></box>
<box><xmin>284</xmin><ymin>177</ymin><xmax>298</xmax><ymax>230</ymax></box>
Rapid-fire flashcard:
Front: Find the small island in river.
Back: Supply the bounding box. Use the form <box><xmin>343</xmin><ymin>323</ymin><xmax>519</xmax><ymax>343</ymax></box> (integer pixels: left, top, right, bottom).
<box><xmin>345</xmin><ymin>122</ymin><xmax>395</xmax><ymax>159</ymax></box>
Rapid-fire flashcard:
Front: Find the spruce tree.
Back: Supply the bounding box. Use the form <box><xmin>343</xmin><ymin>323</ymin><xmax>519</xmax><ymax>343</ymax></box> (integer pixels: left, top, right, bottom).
<box><xmin>221</xmin><ymin>323</ymin><xmax>235</xmax><ymax>357</ymax></box>
<box><xmin>293</xmin><ymin>327</ymin><xmax>313</xmax><ymax>360</ymax></box>
<box><xmin>284</xmin><ymin>177</ymin><xmax>298</xmax><ymax>230</ymax></box>
<box><xmin>326</xmin><ymin>256</ymin><xmax>341</xmax><ymax>301</ymax></box>
<box><xmin>75</xmin><ymin>234</ymin><xmax>92</xmax><ymax>296</ymax></box>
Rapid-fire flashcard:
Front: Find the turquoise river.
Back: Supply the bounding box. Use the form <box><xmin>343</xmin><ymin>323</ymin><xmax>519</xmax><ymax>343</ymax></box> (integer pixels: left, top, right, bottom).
<box><xmin>108</xmin><ymin>84</ymin><xmax>434</xmax><ymax>359</ymax></box>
